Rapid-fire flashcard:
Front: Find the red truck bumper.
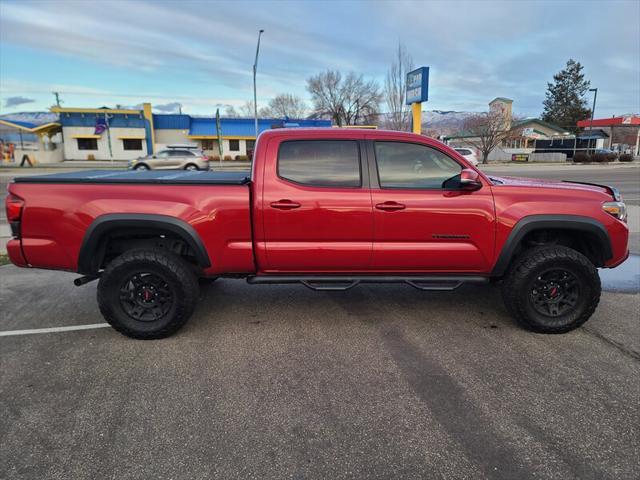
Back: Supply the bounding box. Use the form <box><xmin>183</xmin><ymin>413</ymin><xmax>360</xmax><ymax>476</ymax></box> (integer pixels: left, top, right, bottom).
<box><xmin>604</xmin><ymin>219</ymin><xmax>630</xmax><ymax>269</ymax></box>
<box><xmin>6</xmin><ymin>239</ymin><xmax>28</xmax><ymax>267</ymax></box>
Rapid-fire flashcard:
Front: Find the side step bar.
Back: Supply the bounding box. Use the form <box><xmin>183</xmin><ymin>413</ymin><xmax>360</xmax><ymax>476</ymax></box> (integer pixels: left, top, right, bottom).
<box><xmin>247</xmin><ymin>275</ymin><xmax>489</xmax><ymax>292</ymax></box>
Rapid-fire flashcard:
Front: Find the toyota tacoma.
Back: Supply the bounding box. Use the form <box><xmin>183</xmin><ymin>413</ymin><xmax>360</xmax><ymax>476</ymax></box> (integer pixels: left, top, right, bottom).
<box><xmin>5</xmin><ymin>129</ymin><xmax>629</xmax><ymax>338</ymax></box>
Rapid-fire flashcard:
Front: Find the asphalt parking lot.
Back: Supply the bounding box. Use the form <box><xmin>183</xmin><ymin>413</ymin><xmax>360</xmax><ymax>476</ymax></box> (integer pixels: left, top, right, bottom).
<box><xmin>1</xmin><ymin>163</ymin><xmax>639</xmax><ymax>479</ymax></box>
<box><xmin>1</xmin><ymin>266</ymin><xmax>639</xmax><ymax>479</ymax></box>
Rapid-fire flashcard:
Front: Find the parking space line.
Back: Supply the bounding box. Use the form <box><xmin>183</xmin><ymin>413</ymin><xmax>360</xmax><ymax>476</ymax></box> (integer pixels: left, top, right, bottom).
<box><xmin>0</xmin><ymin>323</ymin><xmax>110</xmax><ymax>337</ymax></box>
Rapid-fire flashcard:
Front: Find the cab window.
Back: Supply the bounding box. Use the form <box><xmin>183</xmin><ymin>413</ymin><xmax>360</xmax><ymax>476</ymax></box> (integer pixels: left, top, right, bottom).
<box><xmin>374</xmin><ymin>142</ymin><xmax>461</xmax><ymax>189</ymax></box>
<box><xmin>278</xmin><ymin>140</ymin><xmax>361</xmax><ymax>187</ymax></box>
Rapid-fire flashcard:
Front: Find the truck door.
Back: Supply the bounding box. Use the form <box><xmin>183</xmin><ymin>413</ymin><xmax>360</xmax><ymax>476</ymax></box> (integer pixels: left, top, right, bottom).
<box><xmin>368</xmin><ymin>139</ymin><xmax>495</xmax><ymax>272</ymax></box>
<box><xmin>260</xmin><ymin>138</ymin><xmax>373</xmax><ymax>272</ymax></box>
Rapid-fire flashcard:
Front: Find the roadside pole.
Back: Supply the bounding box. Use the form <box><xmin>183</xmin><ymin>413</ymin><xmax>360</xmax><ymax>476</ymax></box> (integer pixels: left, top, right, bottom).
<box><xmin>216</xmin><ymin>108</ymin><xmax>223</xmax><ymax>168</ymax></box>
<box><xmin>105</xmin><ymin>112</ymin><xmax>113</xmax><ymax>163</ymax></box>
<box><xmin>588</xmin><ymin>88</ymin><xmax>597</xmax><ymax>154</ymax></box>
<box><xmin>412</xmin><ymin>103</ymin><xmax>421</xmax><ymax>134</ymax></box>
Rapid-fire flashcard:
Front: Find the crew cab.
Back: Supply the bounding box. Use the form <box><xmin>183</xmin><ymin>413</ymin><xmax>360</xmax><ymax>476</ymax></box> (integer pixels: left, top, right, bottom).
<box><xmin>5</xmin><ymin>129</ymin><xmax>629</xmax><ymax>339</ymax></box>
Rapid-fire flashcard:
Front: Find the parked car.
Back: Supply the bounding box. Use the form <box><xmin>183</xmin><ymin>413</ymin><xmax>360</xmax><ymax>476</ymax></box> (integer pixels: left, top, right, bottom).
<box><xmin>454</xmin><ymin>147</ymin><xmax>479</xmax><ymax>166</ymax></box>
<box><xmin>6</xmin><ymin>128</ymin><xmax>629</xmax><ymax>339</ymax></box>
<box><xmin>594</xmin><ymin>148</ymin><xmax>617</xmax><ymax>156</ymax></box>
<box><xmin>130</xmin><ymin>146</ymin><xmax>210</xmax><ymax>171</ymax></box>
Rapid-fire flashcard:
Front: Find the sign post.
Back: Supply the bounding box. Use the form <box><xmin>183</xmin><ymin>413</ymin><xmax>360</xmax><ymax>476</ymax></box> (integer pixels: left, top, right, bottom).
<box><xmin>406</xmin><ymin>66</ymin><xmax>429</xmax><ymax>134</ymax></box>
<box><xmin>215</xmin><ymin>108</ymin><xmax>223</xmax><ymax>167</ymax></box>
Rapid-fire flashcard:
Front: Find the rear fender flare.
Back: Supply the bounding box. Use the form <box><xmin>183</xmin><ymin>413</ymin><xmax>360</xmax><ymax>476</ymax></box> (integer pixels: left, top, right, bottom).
<box><xmin>78</xmin><ymin>213</ymin><xmax>211</xmax><ymax>274</ymax></box>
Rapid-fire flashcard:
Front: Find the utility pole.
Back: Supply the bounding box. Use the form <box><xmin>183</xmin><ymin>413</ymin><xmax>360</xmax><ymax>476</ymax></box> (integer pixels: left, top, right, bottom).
<box><xmin>52</xmin><ymin>92</ymin><xmax>62</xmax><ymax>107</ymax></box>
<box><xmin>253</xmin><ymin>29</ymin><xmax>264</xmax><ymax>139</ymax></box>
<box><xmin>588</xmin><ymin>88</ymin><xmax>598</xmax><ymax>153</ymax></box>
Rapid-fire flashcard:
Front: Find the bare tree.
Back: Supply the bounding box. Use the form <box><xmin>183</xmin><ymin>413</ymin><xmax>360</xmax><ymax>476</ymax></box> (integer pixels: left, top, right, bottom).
<box><xmin>262</xmin><ymin>94</ymin><xmax>308</xmax><ymax>118</ymax></box>
<box><xmin>307</xmin><ymin>70</ymin><xmax>382</xmax><ymax>126</ymax></box>
<box><xmin>461</xmin><ymin>111</ymin><xmax>520</xmax><ymax>163</ymax></box>
<box><xmin>384</xmin><ymin>42</ymin><xmax>413</xmax><ymax>131</ymax></box>
<box><xmin>224</xmin><ymin>105</ymin><xmax>239</xmax><ymax>117</ymax></box>
<box><xmin>239</xmin><ymin>100</ymin><xmax>256</xmax><ymax>118</ymax></box>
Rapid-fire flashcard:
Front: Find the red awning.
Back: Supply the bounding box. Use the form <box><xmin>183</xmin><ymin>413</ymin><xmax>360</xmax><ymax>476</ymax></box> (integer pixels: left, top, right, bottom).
<box><xmin>577</xmin><ymin>116</ymin><xmax>640</xmax><ymax>127</ymax></box>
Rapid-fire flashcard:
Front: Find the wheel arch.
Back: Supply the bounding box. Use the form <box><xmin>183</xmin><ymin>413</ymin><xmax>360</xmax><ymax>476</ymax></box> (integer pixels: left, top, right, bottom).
<box><xmin>491</xmin><ymin>215</ymin><xmax>612</xmax><ymax>277</ymax></box>
<box><xmin>78</xmin><ymin>213</ymin><xmax>211</xmax><ymax>274</ymax></box>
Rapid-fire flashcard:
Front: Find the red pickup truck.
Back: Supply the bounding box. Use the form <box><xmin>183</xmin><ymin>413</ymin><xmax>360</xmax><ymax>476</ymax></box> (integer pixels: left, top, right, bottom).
<box><xmin>5</xmin><ymin>129</ymin><xmax>629</xmax><ymax>339</ymax></box>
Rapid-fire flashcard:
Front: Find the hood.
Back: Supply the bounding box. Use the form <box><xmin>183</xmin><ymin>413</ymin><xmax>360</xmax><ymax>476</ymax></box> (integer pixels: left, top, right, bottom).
<box><xmin>488</xmin><ymin>175</ymin><xmax>612</xmax><ymax>197</ymax></box>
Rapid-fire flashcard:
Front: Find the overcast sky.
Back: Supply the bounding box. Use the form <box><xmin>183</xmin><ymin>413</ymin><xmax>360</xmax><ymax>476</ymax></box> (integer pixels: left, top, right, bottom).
<box><xmin>0</xmin><ymin>0</ymin><xmax>638</xmax><ymax>117</ymax></box>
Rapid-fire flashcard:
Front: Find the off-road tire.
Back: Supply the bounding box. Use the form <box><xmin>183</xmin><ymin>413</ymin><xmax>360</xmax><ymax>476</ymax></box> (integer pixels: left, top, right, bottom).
<box><xmin>97</xmin><ymin>248</ymin><xmax>199</xmax><ymax>339</ymax></box>
<box><xmin>501</xmin><ymin>245</ymin><xmax>601</xmax><ymax>333</ymax></box>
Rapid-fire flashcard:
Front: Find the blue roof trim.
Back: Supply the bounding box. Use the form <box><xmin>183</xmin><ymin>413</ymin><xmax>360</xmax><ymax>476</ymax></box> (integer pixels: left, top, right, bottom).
<box><xmin>153</xmin><ymin>114</ymin><xmax>191</xmax><ymax>130</ymax></box>
<box><xmin>3</xmin><ymin>120</ymin><xmax>38</xmax><ymax>129</ymax></box>
<box><xmin>59</xmin><ymin>111</ymin><xmax>145</xmax><ymax>128</ymax></box>
<box><xmin>188</xmin><ymin>117</ymin><xmax>330</xmax><ymax>136</ymax></box>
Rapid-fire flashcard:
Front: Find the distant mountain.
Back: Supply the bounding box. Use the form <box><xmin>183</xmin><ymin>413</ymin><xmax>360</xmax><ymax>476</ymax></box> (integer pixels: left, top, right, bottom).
<box><xmin>376</xmin><ymin>109</ymin><xmax>476</xmax><ymax>136</ymax></box>
<box><xmin>421</xmin><ymin>110</ymin><xmax>476</xmax><ymax>134</ymax></box>
<box><xmin>0</xmin><ymin>111</ymin><xmax>59</xmax><ymax>125</ymax></box>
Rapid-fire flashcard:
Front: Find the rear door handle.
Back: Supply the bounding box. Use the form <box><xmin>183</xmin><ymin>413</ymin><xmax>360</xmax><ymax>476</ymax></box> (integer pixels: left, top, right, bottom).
<box><xmin>375</xmin><ymin>201</ymin><xmax>406</xmax><ymax>211</ymax></box>
<box><xmin>270</xmin><ymin>199</ymin><xmax>301</xmax><ymax>210</ymax></box>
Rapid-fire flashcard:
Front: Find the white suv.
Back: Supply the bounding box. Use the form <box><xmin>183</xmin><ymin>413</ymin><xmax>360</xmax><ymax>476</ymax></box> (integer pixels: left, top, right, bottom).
<box><xmin>454</xmin><ymin>148</ymin><xmax>479</xmax><ymax>166</ymax></box>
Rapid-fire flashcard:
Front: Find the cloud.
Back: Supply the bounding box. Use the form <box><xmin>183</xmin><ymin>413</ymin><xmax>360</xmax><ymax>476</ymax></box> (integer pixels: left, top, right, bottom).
<box><xmin>4</xmin><ymin>96</ymin><xmax>36</xmax><ymax>108</ymax></box>
<box><xmin>154</xmin><ymin>102</ymin><xmax>183</xmax><ymax>113</ymax></box>
<box><xmin>0</xmin><ymin>0</ymin><xmax>637</xmax><ymax>117</ymax></box>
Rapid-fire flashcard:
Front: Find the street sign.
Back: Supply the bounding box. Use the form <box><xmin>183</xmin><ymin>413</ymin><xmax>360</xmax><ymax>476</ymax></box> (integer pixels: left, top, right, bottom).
<box><xmin>406</xmin><ymin>67</ymin><xmax>429</xmax><ymax>105</ymax></box>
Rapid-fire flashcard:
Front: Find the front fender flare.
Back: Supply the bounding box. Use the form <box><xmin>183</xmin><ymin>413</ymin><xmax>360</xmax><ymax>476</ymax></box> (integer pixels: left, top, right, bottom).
<box><xmin>491</xmin><ymin>214</ymin><xmax>612</xmax><ymax>277</ymax></box>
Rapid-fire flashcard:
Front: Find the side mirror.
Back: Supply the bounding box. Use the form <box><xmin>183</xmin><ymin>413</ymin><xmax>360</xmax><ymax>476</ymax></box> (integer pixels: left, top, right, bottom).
<box><xmin>459</xmin><ymin>169</ymin><xmax>482</xmax><ymax>191</ymax></box>
<box><xmin>152</xmin><ymin>155</ymin><xmax>157</xmax><ymax>159</ymax></box>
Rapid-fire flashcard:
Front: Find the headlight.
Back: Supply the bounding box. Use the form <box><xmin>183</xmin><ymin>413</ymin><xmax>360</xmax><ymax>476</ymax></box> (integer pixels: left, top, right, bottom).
<box><xmin>602</xmin><ymin>201</ymin><xmax>627</xmax><ymax>222</ymax></box>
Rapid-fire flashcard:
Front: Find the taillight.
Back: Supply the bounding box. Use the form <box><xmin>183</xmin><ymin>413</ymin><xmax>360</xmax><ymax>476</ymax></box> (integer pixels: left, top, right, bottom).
<box><xmin>202</xmin><ymin>156</ymin><xmax>210</xmax><ymax>162</ymax></box>
<box><xmin>5</xmin><ymin>194</ymin><xmax>24</xmax><ymax>222</ymax></box>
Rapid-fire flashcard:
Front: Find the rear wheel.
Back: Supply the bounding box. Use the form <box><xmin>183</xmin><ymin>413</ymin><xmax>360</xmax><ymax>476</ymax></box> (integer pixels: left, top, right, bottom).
<box><xmin>97</xmin><ymin>248</ymin><xmax>199</xmax><ymax>339</ymax></box>
<box><xmin>184</xmin><ymin>164</ymin><xmax>198</xmax><ymax>171</ymax></box>
<box><xmin>501</xmin><ymin>245</ymin><xmax>601</xmax><ymax>333</ymax></box>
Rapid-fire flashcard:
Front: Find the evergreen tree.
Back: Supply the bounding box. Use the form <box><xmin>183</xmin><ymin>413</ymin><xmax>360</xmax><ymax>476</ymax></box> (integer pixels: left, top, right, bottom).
<box><xmin>542</xmin><ymin>59</ymin><xmax>591</xmax><ymax>131</ymax></box>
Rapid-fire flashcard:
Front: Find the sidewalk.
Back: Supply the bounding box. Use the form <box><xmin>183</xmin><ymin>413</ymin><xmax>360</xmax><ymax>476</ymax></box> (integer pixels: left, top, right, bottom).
<box><xmin>480</xmin><ymin>161</ymin><xmax>639</xmax><ymax>170</ymax></box>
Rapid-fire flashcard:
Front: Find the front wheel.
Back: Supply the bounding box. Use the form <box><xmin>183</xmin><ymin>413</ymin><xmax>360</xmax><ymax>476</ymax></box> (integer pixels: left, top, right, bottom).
<box><xmin>97</xmin><ymin>249</ymin><xmax>199</xmax><ymax>339</ymax></box>
<box><xmin>134</xmin><ymin>164</ymin><xmax>149</xmax><ymax>171</ymax></box>
<box><xmin>501</xmin><ymin>246</ymin><xmax>601</xmax><ymax>333</ymax></box>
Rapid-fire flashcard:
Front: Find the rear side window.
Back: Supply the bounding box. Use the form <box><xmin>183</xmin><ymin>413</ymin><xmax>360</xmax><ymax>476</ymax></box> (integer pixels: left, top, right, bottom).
<box><xmin>278</xmin><ymin>140</ymin><xmax>361</xmax><ymax>187</ymax></box>
<box><xmin>374</xmin><ymin>141</ymin><xmax>461</xmax><ymax>189</ymax></box>
<box><xmin>169</xmin><ymin>150</ymin><xmax>192</xmax><ymax>156</ymax></box>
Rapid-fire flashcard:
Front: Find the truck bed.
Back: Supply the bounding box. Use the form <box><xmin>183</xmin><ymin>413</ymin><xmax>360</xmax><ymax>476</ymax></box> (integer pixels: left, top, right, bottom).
<box><xmin>13</xmin><ymin>169</ymin><xmax>251</xmax><ymax>185</ymax></box>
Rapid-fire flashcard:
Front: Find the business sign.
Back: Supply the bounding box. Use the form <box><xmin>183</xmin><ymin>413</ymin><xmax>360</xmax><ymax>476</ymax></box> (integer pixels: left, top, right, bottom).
<box><xmin>512</xmin><ymin>153</ymin><xmax>530</xmax><ymax>162</ymax></box>
<box><xmin>406</xmin><ymin>67</ymin><xmax>429</xmax><ymax>105</ymax></box>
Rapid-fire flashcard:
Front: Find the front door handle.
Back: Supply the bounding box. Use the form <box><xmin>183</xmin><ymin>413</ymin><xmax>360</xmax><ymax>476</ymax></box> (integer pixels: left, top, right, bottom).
<box><xmin>375</xmin><ymin>201</ymin><xmax>406</xmax><ymax>211</ymax></box>
<box><xmin>270</xmin><ymin>199</ymin><xmax>301</xmax><ymax>210</ymax></box>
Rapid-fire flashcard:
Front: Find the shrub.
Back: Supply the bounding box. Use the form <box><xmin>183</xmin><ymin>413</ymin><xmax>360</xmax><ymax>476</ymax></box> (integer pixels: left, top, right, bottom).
<box><xmin>619</xmin><ymin>154</ymin><xmax>633</xmax><ymax>162</ymax></box>
<box><xmin>236</xmin><ymin>155</ymin><xmax>248</xmax><ymax>161</ymax></box>
<box><xmin>573</xmin><ymin>152</ymin><xmax>590</xmax><ymax>163</ymax></box>
<box><xmin>590</xmin><ymin>153</ymin><xmax>609</xmax><ymax>163</ymax></box>
<box><xmin>211</xmin><ymin>155</ymin><xmax>221</xmax><ymax>161</ymax></box>
<box><xmin>607</xmin><ymin>152</ymin><xmax>617</xmax><ymax>162</ymax></box>
<box><xmin>223</xmin><ymin>155</ymin><xmax>233</xmax><ymax>161</ymax></box>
